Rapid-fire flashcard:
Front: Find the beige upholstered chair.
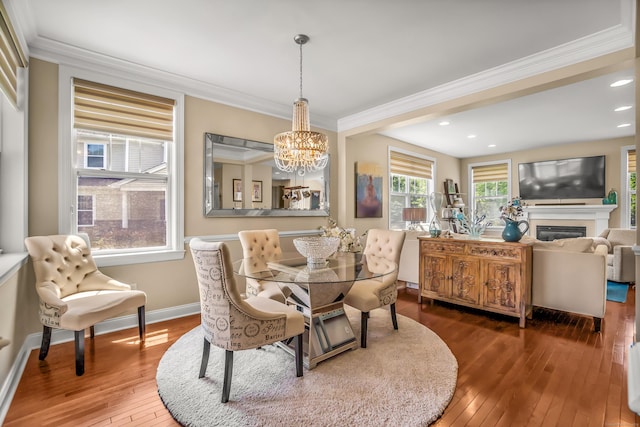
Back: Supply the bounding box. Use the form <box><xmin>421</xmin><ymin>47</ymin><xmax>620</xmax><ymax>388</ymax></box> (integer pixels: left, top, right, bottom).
<box><xmin>344</xmin><ymin>229</ymin><xmax>406</xmax><ymax>348</ymax></box>
<box><xmin>189</xmin><ymin>239</ymin><xmax>304</xmax><ymax>403</ymax></box>
<box><xmin>597</xmin><ymin>228</ymin><xmax>636</xmax><ymax>283</ymax></box>
<box><xmin>238</xmin><ymin>229</ymin><xmax>289</xmax><ymax>303</ymax></box>
<box><xmin>24</xmin><ymin>234</ymin><xmax>146</xmax><ymax>376</ymax></box>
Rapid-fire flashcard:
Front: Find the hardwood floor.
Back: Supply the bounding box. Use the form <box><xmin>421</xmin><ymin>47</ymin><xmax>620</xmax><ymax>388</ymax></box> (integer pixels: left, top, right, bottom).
<box><xmin>4</xmin><ymin>287</ymin><xmax>639</xmax><ymax>426</ymax></box>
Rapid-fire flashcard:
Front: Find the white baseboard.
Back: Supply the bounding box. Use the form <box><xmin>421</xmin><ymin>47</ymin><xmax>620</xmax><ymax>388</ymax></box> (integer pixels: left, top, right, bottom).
<box><xmin>0</xmin><ymin>302</ymin><xmax>200</xmax><ymax>425</ymax></box>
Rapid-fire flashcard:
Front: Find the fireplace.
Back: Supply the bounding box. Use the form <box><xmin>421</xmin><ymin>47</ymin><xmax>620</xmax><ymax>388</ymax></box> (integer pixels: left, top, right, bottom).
<box><xmin>536</xmin><ymin>225</ymin><xmax>587</xmax><ymax>241</ymax></box>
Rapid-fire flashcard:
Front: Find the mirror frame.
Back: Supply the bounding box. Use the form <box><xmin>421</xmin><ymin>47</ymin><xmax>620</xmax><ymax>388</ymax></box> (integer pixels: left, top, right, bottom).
<box><xmin>203</xmin><ymin>132</ymin><xmax>330</xmax><ymax>217</ymax></box>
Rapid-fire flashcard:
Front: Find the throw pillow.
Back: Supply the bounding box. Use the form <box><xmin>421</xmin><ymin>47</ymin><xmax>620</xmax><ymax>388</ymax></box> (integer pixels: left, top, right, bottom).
<box><xmin>532</xmin><ymin>237</ymin><xmax>594</xmax><ymax>252</ymax></box>
<box><xmin>591</xmin><ymin>236</ymin><xmax>612</xmax><ymax>253</ymax></box>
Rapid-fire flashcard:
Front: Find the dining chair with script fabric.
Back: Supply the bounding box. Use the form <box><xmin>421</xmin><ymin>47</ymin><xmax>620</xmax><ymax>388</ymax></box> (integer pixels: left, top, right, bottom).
<box><xmin>189</xmin><ymin>238</ymin><xmax>304</xmax><ymax>403</ymax></box>
<box><xmin>344</xmin><ymin>229</ymin><xmax>405</xmax><ymax>348</ymax></box>
<box><xmin>238</xmin><ymin>228</ymin><xmax>289</xmax><ymax>303</ymax></box>
<box><xmin>24</xmin><ymin>234</ymin><xmax>146</xmax><ymax>376</ymax></box>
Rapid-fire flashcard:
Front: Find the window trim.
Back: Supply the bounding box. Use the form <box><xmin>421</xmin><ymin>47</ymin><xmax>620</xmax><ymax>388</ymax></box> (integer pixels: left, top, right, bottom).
<box><xmin>621</xmin><ymin>145</ymin><xmax>636</xmax><ymax>229</ymax></box>
<box><xmin>58</xmin><ymin>66</ymin><xmax>185</xmax><ymax>267</ymax></box>
<box><xmin>77</xmin><ymin>194</ymin><xmax>95</xmax><ymax>226</ymax></box>
<box><xmin>83</xmin><ymin>142</ymin><xmax>106</xmax><ymax>169</ymax></box>
<box><xmin>387</xmin><ymin>147</ymin><xmax>436</xmax><ymax>230</ymax></box>
<box><xmin>468</xmin><ymin>159</ymin><xmax>512</xmax><ymax>227</ymax></box>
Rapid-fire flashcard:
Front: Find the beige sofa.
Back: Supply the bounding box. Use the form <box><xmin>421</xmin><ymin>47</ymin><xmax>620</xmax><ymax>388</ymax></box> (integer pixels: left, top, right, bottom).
<box><xmin>530</xmin><ymin>237</ymin><xmax>608</xmax><ymax>331</ymax></box>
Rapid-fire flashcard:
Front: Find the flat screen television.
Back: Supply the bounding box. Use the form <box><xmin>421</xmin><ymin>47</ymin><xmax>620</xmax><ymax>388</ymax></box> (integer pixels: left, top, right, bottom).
<box><xmin>517</xmin><ymin>155</ymin><xmax>605</xmax><ymax>200</ymax></box>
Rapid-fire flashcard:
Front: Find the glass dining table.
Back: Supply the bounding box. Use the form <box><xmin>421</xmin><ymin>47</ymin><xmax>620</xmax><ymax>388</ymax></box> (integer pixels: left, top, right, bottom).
<box><xmin>233</xmin><ymin>252</ymin><xmax>396</xmax><ymax>369</ymax></box>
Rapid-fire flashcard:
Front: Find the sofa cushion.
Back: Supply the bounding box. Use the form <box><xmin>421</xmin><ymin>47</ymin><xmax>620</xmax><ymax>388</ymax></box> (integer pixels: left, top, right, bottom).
<box><xmin>592</xmin><ymin>236</ymin><xmax>612</xmax><ymax>252</ymax></box>
<box><xmin>533</xmin><ymin>237</ymin><xmax>594</xmax><ymax>253</ymax></box>
<box><xmin>606</xmin><ymin>229</ymin><xmax>635</xmax><ymax>249</ymax></box>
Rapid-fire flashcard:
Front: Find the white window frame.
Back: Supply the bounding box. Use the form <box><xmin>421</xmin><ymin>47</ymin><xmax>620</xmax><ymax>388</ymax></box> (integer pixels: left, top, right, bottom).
<box><xmin>77</xmin><ymin>194</ymin><xmax>95</xmax><ymax>226</ymax></box>
<box><xmin>387</xmin><ymin>147</ymin><xmax>436</xmax><ymax>230</ymax></box>
<box><xmin>621</xmin><ymin>145</ymin><xmax>636</xmax><ymax>229</ymax></box>
<box><xmin>58</xmin><ymin>66</ymin><xmax>185</xmax><ymax>267</ymax></box>
<box><xmin>84</xmin><ymin>142</ymin><xmax>106</xmax><ymax>169</ymax></box>
<box><xmin>468</xmin><ymin>159</ymin><xmax>512</xmax><ymax>228</ymax></box>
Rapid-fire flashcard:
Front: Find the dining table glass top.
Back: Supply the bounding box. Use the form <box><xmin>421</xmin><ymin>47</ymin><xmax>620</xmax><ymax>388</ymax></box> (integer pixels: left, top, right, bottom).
<box><xmin>232</xmin><ymin>252</ymin><xmax>396</xmax><ymax>284</ymax></box>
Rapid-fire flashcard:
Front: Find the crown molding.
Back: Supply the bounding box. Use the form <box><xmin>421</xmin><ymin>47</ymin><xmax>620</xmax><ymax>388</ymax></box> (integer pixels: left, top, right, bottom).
<box><xmin>337</xmin><ymin>23</ymin><xmax>634</xmax><ymax>132</ymax></box>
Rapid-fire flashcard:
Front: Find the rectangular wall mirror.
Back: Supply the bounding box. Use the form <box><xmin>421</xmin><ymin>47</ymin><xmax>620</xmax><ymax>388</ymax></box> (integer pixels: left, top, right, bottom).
<box><xmin>204</xmin><ymin>132</ymin><xmax>330</xmax><ymax>217</ymax></box>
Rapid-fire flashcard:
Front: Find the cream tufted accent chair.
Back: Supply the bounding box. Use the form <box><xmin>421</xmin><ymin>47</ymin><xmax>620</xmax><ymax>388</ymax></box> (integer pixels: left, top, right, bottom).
<box><xmin>24</xmin><ymin>234</ymin><xmax>146</xmax><ymax>376</ymax></box>
<box><xmin>238</xmin><ymin>229</ymin><xmax>289</xmax><ymax>303</ymax></box>
<box><xmin>189</xmin><ymin>239</ymin><xmax>304</xmax><ymax>403</ymax></box>
<box><xmin>344</xmin><ymin>229</ymin><xmax>405</xmax><ymax>348</ymax></box>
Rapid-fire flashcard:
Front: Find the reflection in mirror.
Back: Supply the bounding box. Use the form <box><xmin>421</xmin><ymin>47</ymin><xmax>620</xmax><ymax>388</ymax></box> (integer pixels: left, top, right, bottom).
<box><xmin>204</xmin><ymin>133</ymin><xmax>330</xmax><ymax>217</ymax></box>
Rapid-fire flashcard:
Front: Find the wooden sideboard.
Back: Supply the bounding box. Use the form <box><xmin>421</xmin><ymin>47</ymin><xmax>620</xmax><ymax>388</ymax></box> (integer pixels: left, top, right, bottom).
<box><xmin>417</xmin><ymin>236</ymin><xmax>533</xmax><ymax>327</ymax></box>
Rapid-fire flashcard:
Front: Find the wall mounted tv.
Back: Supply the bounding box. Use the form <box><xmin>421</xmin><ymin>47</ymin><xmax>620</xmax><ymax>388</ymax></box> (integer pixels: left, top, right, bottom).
<box><xmin>517</xmin><ymin>155</ymin><xmax>605</xmax><ymax>200</ymax></box>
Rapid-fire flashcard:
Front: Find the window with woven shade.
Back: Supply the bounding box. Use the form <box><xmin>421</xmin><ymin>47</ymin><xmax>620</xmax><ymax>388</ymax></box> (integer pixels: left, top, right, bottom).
<box><xmin>389</xmin><ymin>150</ymin><xmax>434</xmax><ymax>230</ymax></box>
<box><xmin>0</xmin><ymin>2</ymin><xmax>26</xmax><ymax>108</ymax></box>
<box><xmin>470</xmin><ymin>161</ymin><xmax>510</xmax><ymax>224</ymax></box>
<box><xmin>69</xmin><ymin>76</ymin><xmax>181</xmax><ymax>257</ymax></box>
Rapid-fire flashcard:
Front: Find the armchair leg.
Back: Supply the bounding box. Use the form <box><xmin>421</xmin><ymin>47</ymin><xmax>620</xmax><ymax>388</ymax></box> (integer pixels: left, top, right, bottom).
<box><xmin>39</xmin><ymin>326</ymin><xmax>52</xmax><ymax>360</ymax></box>
<box><xmin>75</xmin><ymin>330</ymin><xmax>85</xmax><ymax>376</ymax></box>
<box><xmin>361</xmin><ymin>312</ymin><xmax>369</xmax><ymax>348</ymax></box>
<box><xmin>199</xmin><ymin>337</ymin><xmax>210</xmax><ymax>379</ymax></box>
<box><xmin>593</xmin><ymin>317</ymin><xmax>602</xmax><ymax>333</ymax></box>
<box><xmin>391</xmin><ymin>303</ymin><xmax>398</xmax><ymax>330</ymax></box>
<box><xmin>138</xmin><ymin>306</ymin><xmax>146</xmax><ymax>342</ymax></box>
<box><xmin>294</xmin><ymin>333</ymin><xmax>303</xmax><ymax>377</ymax></box>
<box><xmin>222</xmin><ymin>350</ymin><xmax>234</xmax><ymax>403</ymax></box>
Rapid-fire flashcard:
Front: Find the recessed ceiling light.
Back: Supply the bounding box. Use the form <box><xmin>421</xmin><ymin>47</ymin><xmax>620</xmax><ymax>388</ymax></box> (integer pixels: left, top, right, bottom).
<box><xmin>617</xmin><ymin>123</ymin><xmax>631</xmax><ymax>128</ymax></box>
<box><xmin>610</xmin><ymin>79</ymin><xmax>633</xmax><ymax>87</ymax></box>
<box><xmin>488</xmin><ymin>144</ymin><xmax>496</xmax><ymax>148</ymax></box>
<box><xmin>614</xmin><ymin>105</ymin><xmax>633</xmax><ymax>112</ymax></box>
<box><xmin>467</xmin><ymin>134</ymin><xmax>476</xmax><ymax>139</ymax></box>
<box><xmin>439</xmin><ymin>121</ymin><xmax>450</xmax><ymax>126</ymax></box>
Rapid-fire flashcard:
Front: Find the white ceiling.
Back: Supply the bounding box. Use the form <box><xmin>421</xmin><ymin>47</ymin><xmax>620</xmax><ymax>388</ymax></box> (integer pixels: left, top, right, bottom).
<box><xmin>10</xmin><ymin>0</ymin><xmax>636</xmax><ymax>158</ymax></box>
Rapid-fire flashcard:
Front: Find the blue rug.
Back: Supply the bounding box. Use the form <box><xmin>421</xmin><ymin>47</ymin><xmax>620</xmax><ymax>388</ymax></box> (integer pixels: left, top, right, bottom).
<box><xmin>607</xmin><ymin>281</ymin><xmax>629</xmax><ymax>303</ymax></box>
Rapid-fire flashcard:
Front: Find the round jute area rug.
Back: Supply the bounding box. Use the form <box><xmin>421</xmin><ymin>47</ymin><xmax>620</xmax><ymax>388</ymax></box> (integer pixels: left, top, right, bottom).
<box><xmin>156</xmin><ymin>307</ymin><xmax>457</xmax><ymax>427</ymax></box>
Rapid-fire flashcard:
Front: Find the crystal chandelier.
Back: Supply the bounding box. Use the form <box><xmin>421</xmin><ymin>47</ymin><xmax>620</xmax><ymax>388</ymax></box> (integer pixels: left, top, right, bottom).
<box><xmin>274</xmin><ymin>34</ymin><xmax>328</xmax><ymax>175</ymax></box>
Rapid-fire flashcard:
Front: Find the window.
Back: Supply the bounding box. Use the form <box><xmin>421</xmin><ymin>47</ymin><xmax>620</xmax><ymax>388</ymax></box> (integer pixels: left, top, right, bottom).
<box><xmin>469</xmin><ymin>161</ymin><xmax>510</xmax><ymax>225</ymax></box>
<box><xmin>389</xmin><ymin>150</ymin><xmax>434</xmax><ymax>230</ymax></box>
<box><xmin>77</xmin><ymin>195</ymin><xmax>94</xmax><ymax>226</ymax></box>
<box><xmin>624</xmin><ymin>147</ymin><xmax>636</xmax><ymax>228</ymax></box>
<box><xmin>59</xmin><ymin>67</ymin><xmax>184</xmax><ymax>266</ymax></box>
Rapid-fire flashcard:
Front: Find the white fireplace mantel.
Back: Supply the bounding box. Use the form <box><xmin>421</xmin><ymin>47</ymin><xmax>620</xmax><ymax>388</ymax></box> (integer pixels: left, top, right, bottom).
<box><xmin>522</xmin><ymin>204</ymin><xmax>616</xmax><ymax>236</ymax></box>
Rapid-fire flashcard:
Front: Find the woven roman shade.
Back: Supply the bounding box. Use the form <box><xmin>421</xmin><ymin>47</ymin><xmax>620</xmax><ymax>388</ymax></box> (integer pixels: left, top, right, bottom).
<box><xmin>0</xmin><ymin>2</ymin><xmax>27</xmax><ymax>107</ymax></box>
<box><xmin>628</xmin><ymin>150</ymin><xmax>636</xmax><ymax>174</ymax></box>
<box><xmin>73</xmin><ymin>79</ymin><xmax>176</xmax><ymax>141</ymax></box>
<box><xmin>472</xmin><ymin>163</ymin><xmax>508</xmax><ymax>183</ymax></box>
<box><xmin>390</xmin><ymin>151</ymin><xmax>433</xmax><ymax>179</ymax></box>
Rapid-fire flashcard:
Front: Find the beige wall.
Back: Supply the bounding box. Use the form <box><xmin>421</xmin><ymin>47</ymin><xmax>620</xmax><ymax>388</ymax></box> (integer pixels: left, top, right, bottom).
<box><xmin>460</xmin><ymin>136</ymin><xmax>633</xmax><ymax>228</ymax></box>
<box><xmin>343</xmin><ymin>133</ymin><xmax>461</xmax><ymax>235</ymax></box>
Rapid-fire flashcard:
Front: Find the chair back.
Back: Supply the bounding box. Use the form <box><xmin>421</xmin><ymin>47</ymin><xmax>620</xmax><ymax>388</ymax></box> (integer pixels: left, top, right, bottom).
<box><xmin>25</xmin><ymin>234</ymin><xmax>98</xmax><ymax>299</ymax></box>
<box><xmin>189</xmin><ymin>239</ymin><xmax>288</xmax><ymax>350</ymax></box>
<box><xmin>363</xmin><ymin>229</ymin><xmax>406</xmax><ymax>266</ymax></box>
<box><xmin>238</xmin><ymin>229</ymin><xmax>282</xmax><ymax>260</ymax></box>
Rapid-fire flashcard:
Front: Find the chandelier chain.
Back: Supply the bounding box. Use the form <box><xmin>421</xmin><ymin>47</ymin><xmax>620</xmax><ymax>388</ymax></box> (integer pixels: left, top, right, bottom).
<box><xmin>299</xmin><ymin>40</ymin><xmax>303</xmax><ymax>99</ymax></box>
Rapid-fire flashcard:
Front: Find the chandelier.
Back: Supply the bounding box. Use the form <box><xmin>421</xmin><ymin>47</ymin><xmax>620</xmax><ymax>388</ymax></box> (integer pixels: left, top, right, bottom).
<box><xmin>274</xmin><ymin>34</ymin><xmax>328</xmax><ymax>175</ymax></box>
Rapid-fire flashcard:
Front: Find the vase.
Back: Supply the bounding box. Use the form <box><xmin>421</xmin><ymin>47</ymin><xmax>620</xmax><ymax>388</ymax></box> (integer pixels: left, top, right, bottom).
<box><xmin>429</xmin><ymin>216</ymin><xmax>442</xmax><ymax>237</ymax></box>
<box><xmin>502</xmin><ymin>218</ymin><xmax>529</xmax><ymax>242</ymax></box>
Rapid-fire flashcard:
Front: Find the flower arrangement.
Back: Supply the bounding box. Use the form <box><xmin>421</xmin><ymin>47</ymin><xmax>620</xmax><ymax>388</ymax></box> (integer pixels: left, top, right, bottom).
<box><xmin>500</xmin><ymin>197</ymin><xmax>526</xmax><ymax>221</ymax></box>
<box><xmin>320</xmin><ymin>218</ymin><xmax>366</xmax><ymax>252</ymax></box>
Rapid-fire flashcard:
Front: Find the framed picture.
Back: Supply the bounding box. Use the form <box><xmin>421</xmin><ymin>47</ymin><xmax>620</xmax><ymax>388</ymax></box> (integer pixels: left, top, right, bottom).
<box><xmin>445</xmin><ymin>179</ymin><xmax>456</xmax><ymax>194</ymax></box>
<box><xmin>355</xmin><ymin>162</ymin><xmax>383</xmax><ymax>218</ymax></box>
<box><xmin>232</xmin><ymin>179</ymin><xmax>242</xmax><ymax>202</ymax></box>
<box><xmin>252</xmin><ymin>180</ymin><xmax>262</xmax><ymax>202</ymax></box>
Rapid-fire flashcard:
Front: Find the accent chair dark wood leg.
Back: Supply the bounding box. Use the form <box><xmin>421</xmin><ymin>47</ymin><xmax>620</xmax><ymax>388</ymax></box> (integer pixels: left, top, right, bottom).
<box><xmin>593</xmin><ymin>317</ymin><xmax>602</xmax><ymax>332</ymax></box>
<box><xmin>75</xmin><ymin>330</ymin><xmax>85</xmax><ymax>376</ymax></box>
<box><xmin>361</xmin><ymin>311</ymin><xmax>369</xmax><ymax>348</ymax></box>
<box><xmin>295</xmin><ymin>333</ymin><xmax>303</xmax><ymax>377</ymax></box>
<box><xmin>39</xmin><ymin>326</ymin><xmax>52</xmax><ymax>360</ymax></box>
<box><xmin>90</xmin><ymin>325</ymin><xmax>95</xmax><ymax>339</ymax></box>
<box><xmin>222</xmin><ymin>350</ymin><xmax>234</xmax><ymax>403</ymax></box>
<box><xmin>391</xmin><ymin>302</ymin><xmax>398</xmax><ymax>330</ymax></box>
<box><xmin>138</xmin><ymin>306</ymin><xmax>146</xmax><ymax>342</ymax></box>
<box><xmin>199</xmin><ymin>337</ymin><xmax>210</xmax><ymax>379</ymax></box>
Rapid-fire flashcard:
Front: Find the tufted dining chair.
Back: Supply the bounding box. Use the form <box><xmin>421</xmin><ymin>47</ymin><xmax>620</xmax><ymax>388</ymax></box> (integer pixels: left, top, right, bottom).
<box><xmin>189</xmin><ymin>238</ymin><xmax>304</xmax><ymax>403</ymax></box>
<box><xmin>24</xmin><ymin>234</ymin><xmax>146</xmax><ymax>376</ymax></box>
<box><xmin>238</xmin><ymin>229</ymin><xmax>289</xmax><ymax>303</ymax></box>
<box><xmin>344</xmin><ymin>229</ymin><xmax>405</xmax><ymax>348</ymax></box>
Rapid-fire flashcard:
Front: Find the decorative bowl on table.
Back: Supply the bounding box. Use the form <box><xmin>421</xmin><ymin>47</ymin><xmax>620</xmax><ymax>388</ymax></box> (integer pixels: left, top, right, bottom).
<box><xmin>293</xmin><ymin>236</ymin><xmax>340</xmax><ymax>268</ymax></box>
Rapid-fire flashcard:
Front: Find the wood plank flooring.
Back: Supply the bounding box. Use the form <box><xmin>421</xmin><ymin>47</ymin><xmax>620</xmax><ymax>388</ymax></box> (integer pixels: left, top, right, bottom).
<box><xmin>4</xmin><ymin>286</ymin><xmax>638</xmax><ymax>426</ymax></box>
